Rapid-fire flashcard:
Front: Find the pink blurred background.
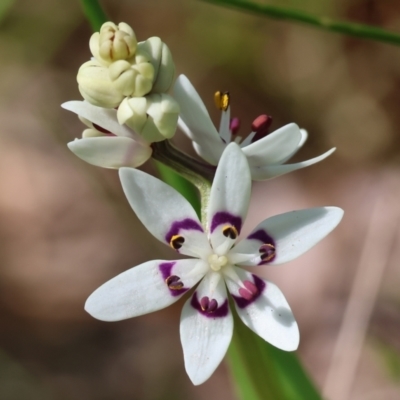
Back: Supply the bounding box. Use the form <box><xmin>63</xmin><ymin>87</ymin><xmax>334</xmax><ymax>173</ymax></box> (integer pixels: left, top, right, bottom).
<box><xmin>1</xmin><ymin>0</ymin><xmax>400</xmax><ymax>399</ymax></box>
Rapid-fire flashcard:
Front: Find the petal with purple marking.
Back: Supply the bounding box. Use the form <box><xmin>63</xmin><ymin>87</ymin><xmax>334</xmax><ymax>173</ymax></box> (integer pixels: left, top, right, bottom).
<box><xmin>241</xmin><ymin>123</ymin><xmax>302</xmax><ymax>166</ymax></box>
<box><xmin>173</xmin><ymin>75</ymin><xmax>225</xmax><ymax>165</ymax></box>
<box><xmin>249</xmin><ymin>148</ymin><xmax>336</xmax><ymax>181</ymax></box>
<box><xmin>233</xmin><ymin>207</ymin><xmax>344</xmax><ymax>266</ymax></box>
<box><xmin>119</xmin><ymin>167</ymin><xmax>210</xmax><ymax>257</ymax></box>
<box><xmin>226</xmin><ymin>268</ymin><xmax>299</xmax><ymax>351</ymax></box>
<box><xmin>68</xmin><ymin>137</ymin><xmax>152</xmax><ymax>169</ymax></box>
<box><xmin>85</xmin><ymin>259</ymin><xmax>205</xmax><ymax>321</ymax></box>
<box><xmin>207</xmin><ymin>143</ymin><xmax>251</xmax><ymax>249</ymax></box>
<box><xmin>180</xmin><ymin>272</ymin><xmax>232</xmax><ymax>385</ymax></box>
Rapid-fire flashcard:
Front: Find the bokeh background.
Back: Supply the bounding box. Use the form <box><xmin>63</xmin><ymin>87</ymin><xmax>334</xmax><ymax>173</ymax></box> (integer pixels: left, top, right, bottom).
<box><xmin>1</xmin><ymin>0</ymin><xmax>400</xmax><ymax>399</ymax></box>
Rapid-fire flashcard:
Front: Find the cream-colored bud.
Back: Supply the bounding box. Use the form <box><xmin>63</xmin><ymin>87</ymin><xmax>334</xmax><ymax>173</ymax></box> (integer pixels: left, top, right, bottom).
<box><xmin>89</xmin><ymin>22</ymin><xmax>137</xmax><ymax>66</ymax></box>
<box><xmin>117</xmin><ymin>94</ymin><xmax>179</xmax><ymax>142</ymax></box>
<box><xmin>77</xmin><ymin>60</ymin><xmax>124</xmax><ymax>108</ymax></box>
<box><xmin>137</xmin><ymin>37</ymin><xmax>175</xmax><ymax>93</ymax></box>
<box><xmin>108</xmin><ymin>50</ymin><xmax>155</xmax><ymax>97</ymax></box>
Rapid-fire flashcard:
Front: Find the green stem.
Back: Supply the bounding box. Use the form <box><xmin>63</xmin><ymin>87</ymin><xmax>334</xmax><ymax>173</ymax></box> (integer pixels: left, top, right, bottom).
<box><xmin>201</xmin><ymin>0</ymin><xmax>400</xmax><ymax>46</ymax></box>
<box><xmin>151</xmin><ymin>141</ymin><xmax>213</xmax><ymax>224</ymax></box>
<box><xmin>80</xmin><ymin>0</ymin><xmax>108</xmax><ymax>31</ymax></box>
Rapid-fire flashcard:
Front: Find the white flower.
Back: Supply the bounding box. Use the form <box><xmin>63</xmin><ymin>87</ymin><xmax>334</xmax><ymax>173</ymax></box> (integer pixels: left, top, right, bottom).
<box><xmin>173</xmin><ymin>75</ymin><xmax>336</xmax><ymax>180</ymax></box>
<box><xmin>84</xmin><ymin>143</ymin><xmax>343</xmax><ymax>385</ymax></box>
<box><xmin>62</xmin><ymin>101</ymin><xmax>152</xmax><ymax>169</ymax></box>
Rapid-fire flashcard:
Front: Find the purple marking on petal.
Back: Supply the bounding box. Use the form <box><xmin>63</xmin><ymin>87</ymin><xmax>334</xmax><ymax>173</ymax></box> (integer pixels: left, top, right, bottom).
<box><xmin>210</xmin><ymin>211</ymin><xmax>242</xmax><ymax>234</ymax></box>
<box><xmin>165</xmin><ymin>219</ymin><xmax>203</xmax><ymax>244</ymax></box>
<box><xmin>232</xmin><ymin>274</ymin><xmax>266</xmax><ymax>309</ymax></box>
<box><xmin>191</xmin><ymin>292</ymin><xmax>229</xmax><ymax>318</ymax></box>
<box><xmin>159</xmin><ymin>262</ymin><xmax>188</xmax><ymax>297</ymax></box>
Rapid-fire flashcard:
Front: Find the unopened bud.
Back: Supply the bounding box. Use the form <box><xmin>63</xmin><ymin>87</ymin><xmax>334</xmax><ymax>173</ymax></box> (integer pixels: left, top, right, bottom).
<box><xmin>108</xmin><ymin>49</ymin><xmax>155</xmax><ymax>97</ymax></box>
<box><xmin>117</xmin><ymin>94</ymin><xmax>179</xmax><ymax>142</ymax></box>
<box><xmin>77</xmin><ymin>60</ymin><xmax>124</xmax><ymax>108</ymax></box>
<box><xmin>90</xmin><ymin>22</ymin><xmax>137</xmax><ymax>66</ymax></box>
<box><xmin>138</xmin><ymin>37</ymin><xmax>175</xmax><ymax>93</ymax></box>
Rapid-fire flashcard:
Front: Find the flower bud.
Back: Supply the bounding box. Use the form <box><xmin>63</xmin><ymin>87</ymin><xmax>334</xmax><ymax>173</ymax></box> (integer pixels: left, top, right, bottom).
<box><xmin>138</xmin><ymin>37</ymin><xmax>175</xmax><ymax>93</ymax></box>
<box><xmin>108</xmin><ymin>49</ymin><xmax>155</xmax><ymax>97</ymax></box>
<box><xmin>89</xmin><ymin>22</ymin><xmax>137</xmax><ymax>66</ymax></box>
<box><xmin>77</xmin><ymin>60</ymin><xmax>124</xmax><ymax>108</ymax></box>
<box><xmin>117</xmin><ymin>94</ymin><xmax>179</xmax><ymax>142</ymax></box>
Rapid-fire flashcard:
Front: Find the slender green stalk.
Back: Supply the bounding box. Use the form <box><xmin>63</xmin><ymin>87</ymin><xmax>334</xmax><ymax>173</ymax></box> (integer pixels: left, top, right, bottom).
<box><xmin>201</xmin><ymin>0</ymin><xmax>400</xmax><ymax>46</ymax></box>
<box><xmin>80</xmin><ymin>0</ymin><xmax>108</xmax><ymax>31</ymax></box>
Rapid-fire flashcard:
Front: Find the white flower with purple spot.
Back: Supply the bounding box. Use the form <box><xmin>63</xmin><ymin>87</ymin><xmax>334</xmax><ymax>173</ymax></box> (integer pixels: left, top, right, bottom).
<box><xmin>173</xmin><ymin>75</ymin><xmax>335</xmax><ymax>181</ymax></box>
<box><xmin>85</xmin><ymin>143</ymin><xmax>343</xmax><ymax>385</ymax></box>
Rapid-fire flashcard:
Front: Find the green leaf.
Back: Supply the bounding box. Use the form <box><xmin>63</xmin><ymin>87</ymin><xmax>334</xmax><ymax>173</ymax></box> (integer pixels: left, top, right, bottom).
<box><xmin>201</xmin><ymin>0</ymin><xmax>400</xmax><ymax>47</ymax></box>
<box><xmin>227</xmin><ymin>310</ymin><xmax>322</xmax><ymax>400</ymax></box>
<box><xmin>80</xmin><ymin>0</ymin><xmax>108</xmax><ymax>31</ymax></box>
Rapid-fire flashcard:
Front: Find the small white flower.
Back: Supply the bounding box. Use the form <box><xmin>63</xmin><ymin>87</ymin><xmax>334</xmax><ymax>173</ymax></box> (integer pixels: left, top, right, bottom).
<box><xmin>173</xmin><ymin>75</ymin><xmax>336</xmax><ymax>180</ymax></box>
<box><xmin>62</xmin><ymin>101</ymin><xmax>152</xmax><ymax>169</ymax></box>
<box><xmin>84</xmin><ymin>143</ymin><xmax>343</xmax><ymax>385</ymax></box>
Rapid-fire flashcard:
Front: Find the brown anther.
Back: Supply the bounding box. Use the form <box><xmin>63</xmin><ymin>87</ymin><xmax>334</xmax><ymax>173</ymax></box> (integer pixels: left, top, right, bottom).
<box><xmin>222</xmin><ymin>225</ymin><xmax>238</xmax><ymax>240</ymax></box>
<box><xmin>165</xmin><ymin>275</ymin><xmax>184</xmax><ymax>290</ymax></box>
<box><xmin>170</xmin><ymin>235</ymin><xmax>185</xmax><ymax>250</ymax></box>
<box><xmin>259</xmin><ymin>243</ymin><xmax>276</xmax><ymax>262</ymax></box>
<box><xmin>214</xmin><ymin>91</ymin><xmax>230</xmax><ymax>111</ymax></box>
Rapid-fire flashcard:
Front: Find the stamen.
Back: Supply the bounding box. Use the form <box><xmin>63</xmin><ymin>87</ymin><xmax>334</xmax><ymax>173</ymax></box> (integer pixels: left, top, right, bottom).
<box><xmin>229</xmin><ymin>117</ymin><xmax>241</xmax><ymax>135</ymax></box>
<box><xmin>165</xmin><ymin>275</ymin><xmax>184</xmax><ymax>290</ymax></box>
<box><xmin>239</xmin><ymin>280</ymin><xmax>259</xmax><ymax>300</ymax></box>
<box><xmin>251</xmin><ymin>114</ymin><xmax>273</xmax><ymax>143</ymax></box>
<box><xmin>214</xmin><ymin>91</ymin><xmax>230</xmax><ymax>111</ymax></box>
<box><xmin>259</xmin><ymin>243</ymin><xmax>276</xmax><ymax>262</ymax></box>
<box><xmin>200</xmin><ymin>296</ymin><xmax>218</xmax><ymax>312</ymax></box>
<box><xmin>222</xmin><ymin>225</ymin><xmax>238</xmax><ymax>240</ymax></box>
<box><xmin>208</xmin><ymin>254</ymin><xmax>228</xmax><ymax>271</ymax></box>
<box><xmin>170</xmin><ymin>234</ymin><xmax>185</xmax><ymax>250</ymax></box>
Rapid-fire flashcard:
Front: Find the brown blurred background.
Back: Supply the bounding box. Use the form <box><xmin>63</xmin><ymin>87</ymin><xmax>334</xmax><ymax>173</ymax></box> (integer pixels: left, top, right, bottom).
<box><xmin>1</xmin><ymin>0</ymin><xmax>400</xmax><ymax>399</ymax></box>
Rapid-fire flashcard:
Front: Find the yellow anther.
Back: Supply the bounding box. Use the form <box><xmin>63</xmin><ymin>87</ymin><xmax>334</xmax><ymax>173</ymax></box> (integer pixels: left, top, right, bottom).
<box><xmin>214</xmin><ymin>90</ymin><xmax>230</xmax><ymax>111</ymax></box>
<box><xmin>222</xmin><ymin>225</ymin><xmax>238</xmax><ymax>240</ymax></box>
<box><xmin>170</xmin><ymin>234</ymin><xmax>185</xmax><ymax>250</ymax></box>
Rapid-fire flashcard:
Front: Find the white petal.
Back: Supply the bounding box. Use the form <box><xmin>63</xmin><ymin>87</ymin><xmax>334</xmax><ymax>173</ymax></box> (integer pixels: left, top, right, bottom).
<box><xmin>207</xmin><ymin>143</ymin><xmax>251</xmax><ymax>248</ymax></box>
<box><xmin>225</xmin><ymin>268</ymin><xmax>299</xmax><ymax>351</ymax></box>
<box><xmin>218</xmin><ymin>107</ymin><xmax>231</xmax><ymax>144</ymax></box>
<box><xmin>278</xmin><ymin>128</ymin><xmax>309</xmax><ymax>163</ymax></box>
<box><xmin>119</xmin><ymin>167</ymin><xmax>211</xmax><ymax>258</ymax></box>
<box><xmin>85</xmin><ymin>259</ymin><xmax>205</xmax><ymax>321</ymax></box>
<box><xmin>62</xmin><ymin>100</ymin><xmax>146</xmax><ymax>144</ymax></box>
<box><xmin>250</xmin><ymin>148</ymin><xmax>336</xmax><ymax>181</ymax></box>
<box><xmin>68</xmin><ymin>137</ymin><xmax>152</xmax><ymax>169</ymax></box>
<box><xmin>180</xmin><ymin>272</ymin><xmax>233</xmax><ymax>385</ymax></box>
<box><xmin>173</xmin><ymin>75</ymin><xmax>225</xmax><ymax>165</ymax></box>
<box><xmin>233</xmin><ymin>207</ymin><xmax>344</xmax><ymax>266</ymax></box>
<box><xmin>241</xmin><ymin>123</ymin><xmax>302</xmax><ymax>166</ymax></box>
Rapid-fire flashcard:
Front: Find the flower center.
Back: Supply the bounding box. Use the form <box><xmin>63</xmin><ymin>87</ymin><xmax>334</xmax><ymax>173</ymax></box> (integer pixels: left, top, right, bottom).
<box><xmin>207</xmin><ymin>254</ymin><xmax>228</xmax><ymax>271</ymax></box>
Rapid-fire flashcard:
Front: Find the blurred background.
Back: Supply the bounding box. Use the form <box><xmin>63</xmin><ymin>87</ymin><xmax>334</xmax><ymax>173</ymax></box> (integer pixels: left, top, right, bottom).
<box><xmin>1</xmin><ymin>0</ymin><xmax>400</xmax><ymax>399</ymax></box>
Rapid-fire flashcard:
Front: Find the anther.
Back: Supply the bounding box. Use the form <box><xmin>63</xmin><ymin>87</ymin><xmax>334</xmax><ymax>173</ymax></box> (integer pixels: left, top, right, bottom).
<box><xmin>165</xmin><ymin>275</ymin><xmax>184</xmax><ymax>290</ymax></box>
<box><xmin>170</xmin><ymin>234</ymin><xmax>185</xmax><ymax>250</ymax></box>
<box><xmin>229</xmin><ymin>117</ymin><xmax>241</xmax><ymax>135</ymax></box>
<box><xmin>214</xmin><ymin>91</ymin><xmax>230</xmax><ymax>111</ymax></box>
<box><xmin>222</xmin><ymin>225</ymin><xmax>238</xmax><ymax>240</ymax></box>
<box><xmin>259</xmin><ymin>243</ymin><xmax>276</xmax><ymax>262</ymax></box>
<box><xmin>251</xmin><ymin>114</ymin><xmax>273</xmax><ymax>143</ymax></box>
<box><xmin>200</xmin><ymin>296</ymin><xmax>218</xmax><ymax>312</ymax></box>
<box><xmin>239</xmin><ymin>280</ymin><xmax>259</xmax><ymax>300</ymax></box>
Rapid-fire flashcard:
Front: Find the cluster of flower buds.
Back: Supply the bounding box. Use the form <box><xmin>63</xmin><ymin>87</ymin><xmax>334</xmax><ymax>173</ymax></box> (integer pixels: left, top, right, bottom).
<box><xmin>76</xmin><ymin>22</ymin><xmax>179</xmax><ymax>142</ymax></box>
